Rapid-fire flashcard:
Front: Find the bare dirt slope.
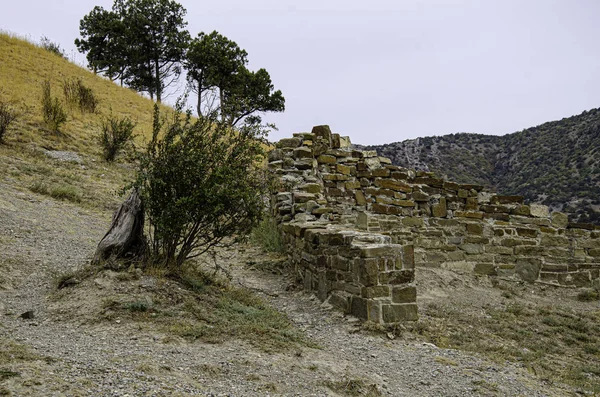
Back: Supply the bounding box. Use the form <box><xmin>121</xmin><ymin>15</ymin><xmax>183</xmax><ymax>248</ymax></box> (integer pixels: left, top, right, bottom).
<box><xmin>0</xmin><ymin>181</ymin><xmax>586</xmax><ymax>396</ymax></box>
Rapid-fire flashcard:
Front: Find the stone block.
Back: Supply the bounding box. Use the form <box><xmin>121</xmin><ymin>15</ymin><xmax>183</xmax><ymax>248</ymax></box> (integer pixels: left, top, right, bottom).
<box><xmin>328</xmin><ymin>291</ymin><xmax>351</xmax><ymax>313</ymax></box>
<box><xmin>339</xmin><ymin>136</ymin><xmax>351</xmax><ymax>148</ymax></box>
<box><xmin>374</xmin><ymin>178</ymin><xmax>412</xmax><ymax>193</ymax></box>
<box><xmin>459</xmin><ymin>244</ymin><xmax>484</xmax><ymax>255</ymax></box>
<box><xmin>361</xmin><ymin>286</ymin><xmax>390</xmax><ymax>299</ymax></box>
<box><xmin>466</xmin><ymin>223</ymin><xmax>483</xmax><ymax>235</ymax></box>
<box><xmin>516</xmin><ymin>228</ymin><xmax>538</xmax><ymax>238</ymax></box>
<box><xmin>337</xmin><ymin>164</ymin><xmax>351</xmax><ymax>175</ymax></box>
<box><xmin>299</xmin><ymin>183</ymin><xmax>321</xmax><ymax>194</ymax></box>
<box><xmin>382</xmin><ymin>304</ymin><xmax>418</xmax><ymax>322</ymax></box>
<box><xmin>455</xmin><ymin>211</ymin><xmax>484</xmax><ymax>219</ymax></box>
<box><xmin>317</xmin><ymin>154</ymin><xmax>337</xmax><ymax>164</ymax></box>
<box><xmin>392</xmin><ymin>286</ymin><xmax>416</xmax><ymax>303</ymax></box>
<box><xmin>294</xmin><ymin>146</ymin><xmax>313</xmax><ymax>159</ymax></box>
<box><xmin>491</xmin><ymin>195</ymin><xmax>523</xmax><ymax>204</ymax></box>
<box><xmin>540</xmin><ymin>235</ymin><xmax>570</xmax><ymax>246</ymax></box>
<box><xmin>514</xmin><ymin>245</ymin><xmax>545</xmax><ymax>256</ymax></box>
<box><xmin>432</xmin><ymin>197</ymin><xmax>448</xmax><ymax>218</ymax></box>
<box><xmin>350</xmin><ymin>297</ymin><xmax>381</xmax><ymax>322</ymax></box>
<box><xmin>474</xmin><ymin>263</ymin><xmax>497</xmax><ymax>275</ymax></box>
<box><xmin>402</xmin><ymin>217</ymin><xmax>424</xmax><ymax>227</ymax></box>
<box><xmin>355</xmin><ymin>191</ymin><xmax>367</xmax><ymax>206</ymax></box>
<box><xmin>512</xmin><ymin>205</ymin><xmax>531</xmax><ymax>216</ymax></box>
<box><xmin>530</xmin><ymin>204</ymin><xmax>549</xmax><ymax>218</ymax></box>
<box><xmin>276</xmin><ymin>137</ymin><xmax>302</xmax><ymax>148</ymax></box>
<box><xmin>551</xmin><ymin>212</ymin><xmax>569</xmax><ymax>229</ymax></box>
<box><xmin>294</xmin><ymin>192</ymin><xmax>317</xmax><ymax>203</ymax></box>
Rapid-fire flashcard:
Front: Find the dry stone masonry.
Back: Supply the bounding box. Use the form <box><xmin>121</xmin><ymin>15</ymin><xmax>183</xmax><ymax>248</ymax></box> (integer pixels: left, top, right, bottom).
<box><xmin>268</xmin><ymin>125</ymin><xmax>600</xmax><ymax>324</ymax></box>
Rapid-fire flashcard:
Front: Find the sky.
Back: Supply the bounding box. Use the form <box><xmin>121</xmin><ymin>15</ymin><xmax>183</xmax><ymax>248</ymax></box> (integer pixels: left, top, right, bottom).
<box><xmin>2</xmin><ymin>0</ymin><xmax>600</xmax><ymax>145</ymax></box>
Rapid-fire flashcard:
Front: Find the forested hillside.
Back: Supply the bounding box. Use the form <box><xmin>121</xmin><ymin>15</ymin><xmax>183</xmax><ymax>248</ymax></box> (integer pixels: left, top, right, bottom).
<box><xmin>365</xmin><ymin>108</ymin><xmax>600</xmax><ymax>224</ymax></box>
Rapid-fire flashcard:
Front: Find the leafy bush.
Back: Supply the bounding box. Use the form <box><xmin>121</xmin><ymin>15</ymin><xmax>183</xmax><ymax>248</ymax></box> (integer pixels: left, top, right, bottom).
<box><xmin>134</xmin><ymin>103</ymin><xmax>268</xmax><ymax>268</ymax></box>
<box><xmin>62</xmin><ymin>78</ymin><xmax>98</xmax><ymax>113</ymax></box>
<box><xmin>98</xmin><ymin>113</ymin><xmax>136</xmax><ymax>162</ymax></box>
<box><xmin>0</xmin><ymin>100</ymin><xmax>18</xmax><ymax>143</ymax></box>
<box><xmin>41</xmin><ymin>80</ymin><xmax>67</xmax><ymax>133</ymax></box>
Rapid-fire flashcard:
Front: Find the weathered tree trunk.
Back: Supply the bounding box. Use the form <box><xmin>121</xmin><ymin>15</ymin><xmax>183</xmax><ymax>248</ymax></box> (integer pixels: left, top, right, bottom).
<box><xmin>92</xmin><ymin>189</ymin><xmax>145</xmax><ymax>265</ymax></box>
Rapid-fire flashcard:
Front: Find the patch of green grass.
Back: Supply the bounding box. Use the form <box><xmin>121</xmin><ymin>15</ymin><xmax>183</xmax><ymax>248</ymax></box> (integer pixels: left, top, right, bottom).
<box><xmin>250</xmin><ymin>215</ymin><xmax>284</xmax><ymax>253</ymax></box>
<box><xmin>578</xmin><ymin>289</ymin><xmax>599</xmax><ymax>302</ymax></box>
<box><xmin>28</xmin><ymin>180</ymin><xmax>82</xmax><ymax>203</ymax></box>
<box><xmin>165</xmin><ymin>268</ymin><xmax>310</xmax><ymax>352</ymax></box>
<box><xmin>0</xmin><ymin>370</ymin><xmax>20</xmax><ymax>381</ymax></box>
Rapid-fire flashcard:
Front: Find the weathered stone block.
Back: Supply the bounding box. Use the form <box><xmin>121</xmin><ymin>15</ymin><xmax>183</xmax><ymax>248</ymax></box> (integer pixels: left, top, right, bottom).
<box><xmin>460</xmin><ymin>244</ymin><xmax>484</xmax><ymax>255</ymax></box>
<box><xmin>516</xmin><ymin>228</ymin><xmax>538</xmax><ymax>238</ymax></box>
<box><xmin>514</xmin><ymin>245</ymin><xmax>545</xmax><ymax>256</ymax></box>
<box><xmin>466</xmin><ymin>223</ymin><xmax>483</xmax><ymax>235</ymax></box>
<box><xmin>491</xmin><ymin>195</ymin><xmax>523</xmax><ymax>204</ymax></box>
<box><xmin>474</xmin><ymin>263</ymin><xmax>497</xmax><ymax>275</ymax></box>
<box><xmin>374</xmin><ymin>179</ymin><xmax>412</xmax><ymax>193</ymax></box>
<box><xmin>399</xmin><ymin>217</ymin><xmax>422</xmax><ymax>227</ymax></box>
<box><xmin>432</xmin><ymin>197</ymin><xmax>447</xmax><ymax>218</ymax></box>
<box><xmin>382</xmin><ymin>304</ymin><xmax>418</xmax><ymax>322</ymax></box>
<box><xmin>276</xmin><ymin>137</ymin><xmax>302</xmax><ymax>148</ymax></box>
<box><xmin>530</xmin><ymin>204</ymin><xmax>549</xmax><ymax>218</ymax></box>
<box><xmin>300</xmin><ymin>183</ymin><xmax>321</xmax><ymax>194</ymax></box>
<box><xmin>317</xmin><ymin>154</ymin><xmax>337</xmax><ymax>164</ymax></box>
<box><xmin>328</xmin><ymin>291</ymin><xmax>351</xmax><ymax>313</ymax></box>
<box><xmin>455</xmin><ymin>211</ymin><xmax>484</xmax><ymax>219</ymax></box>
<box><xmin>551</xmin><ymin>212</ymin><xmax>569</xmax><ymax>229</ymax></box>
<box><xmin>392</xmin><ymin>286</ymin><xmax>416</xmax><ymax>303</ymax></box>
<box><xmin>350</xmin><ymin>297</ymin><xmax>381</xmax><ymax>322</ymax></box>
<box><xmin>361</xmin><ymin>286</ymin><xmax>390</xmax><ymax>299</ymax></box>
<box><xmin>355</xmin><ymin>191</ymin><xmax>367</xmax><ymax>206</ymax></box>
<box><xmin>294</xmin><ymin>146</ymin><xmax>313</xmax><ymax>159</ymax></box>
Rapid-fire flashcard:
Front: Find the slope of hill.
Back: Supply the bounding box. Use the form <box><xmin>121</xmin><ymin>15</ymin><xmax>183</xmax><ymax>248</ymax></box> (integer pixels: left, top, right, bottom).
<box><xmin>365</xmin><ymin>109</ymin><xmax>600</xmax><ymax>224</ymax></box>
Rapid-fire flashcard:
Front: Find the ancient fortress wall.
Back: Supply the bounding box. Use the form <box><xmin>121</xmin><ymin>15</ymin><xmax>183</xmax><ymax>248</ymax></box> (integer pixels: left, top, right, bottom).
<box><xmin>268</xmin><ymin>126</ymin><xmax>600</xmax><ymax>324</ymax></box>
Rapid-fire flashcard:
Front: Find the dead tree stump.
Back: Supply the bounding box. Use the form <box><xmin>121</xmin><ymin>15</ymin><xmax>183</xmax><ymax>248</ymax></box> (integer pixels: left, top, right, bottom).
<box><xmin>93</xmin><ymin>189</ymin><xmax>145</xmax><ymax>265</ymax></box>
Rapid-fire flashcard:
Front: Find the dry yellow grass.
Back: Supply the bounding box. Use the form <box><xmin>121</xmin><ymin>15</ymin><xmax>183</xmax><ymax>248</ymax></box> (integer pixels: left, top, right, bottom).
<box><xmin>0</xmin><ymin>32</ymin><xmax>171</xmax><ymax>154</ymax></box>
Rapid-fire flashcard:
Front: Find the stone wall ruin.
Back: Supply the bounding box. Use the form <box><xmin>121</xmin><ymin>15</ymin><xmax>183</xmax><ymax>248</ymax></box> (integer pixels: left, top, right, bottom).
<box><xmin>268</xmin><ymin>125</ymin><xmax>600</xmax><ymax>324</ymax></box>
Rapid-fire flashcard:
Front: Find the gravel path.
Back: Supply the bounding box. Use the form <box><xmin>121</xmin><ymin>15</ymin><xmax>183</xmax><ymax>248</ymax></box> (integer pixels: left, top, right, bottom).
<box><xmin>0</xmin><ymin>182</ymin><xmax>572</xmax><ymax>396</ymax></box>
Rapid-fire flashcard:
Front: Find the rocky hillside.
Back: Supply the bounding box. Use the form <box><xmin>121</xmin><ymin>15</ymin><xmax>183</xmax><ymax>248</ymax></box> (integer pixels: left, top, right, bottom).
<box><xmin>364</xmin><ymin>108</ymin><xmax>600</xmax><ymax>224</ymax></box>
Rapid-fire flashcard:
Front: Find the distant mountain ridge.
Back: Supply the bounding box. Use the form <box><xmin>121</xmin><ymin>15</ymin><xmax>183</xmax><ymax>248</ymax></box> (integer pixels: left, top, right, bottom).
<box><xmin>363</xmin><ymin>108</ymin><xmax>600</xmax><ymax>224</ymax></box>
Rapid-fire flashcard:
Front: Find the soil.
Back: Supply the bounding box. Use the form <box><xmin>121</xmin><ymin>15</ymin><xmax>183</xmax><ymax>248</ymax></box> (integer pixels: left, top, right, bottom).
<box><xmin>0</xmin><ymin>181</ymin><xmax>590</xmax><ymax>396</ymax></box>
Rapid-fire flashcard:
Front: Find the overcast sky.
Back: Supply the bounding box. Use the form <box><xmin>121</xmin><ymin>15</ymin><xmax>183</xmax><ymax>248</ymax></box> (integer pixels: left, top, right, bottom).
<box><xmin>2</xmin><ymin>0</ymin><xmax>600</xmax><ymax>144</ymax></box>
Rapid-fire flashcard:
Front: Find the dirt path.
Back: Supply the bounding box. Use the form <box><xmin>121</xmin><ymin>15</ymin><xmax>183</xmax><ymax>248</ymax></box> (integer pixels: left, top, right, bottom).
<box><xmin>0</xmin><ymin>182</ymin><xmax>574</xmax><ymax>396</ymax></box>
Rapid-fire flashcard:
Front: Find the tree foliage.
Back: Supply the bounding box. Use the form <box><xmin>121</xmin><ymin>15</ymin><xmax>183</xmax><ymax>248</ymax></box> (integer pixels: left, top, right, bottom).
<box><xmin>185</xmin><ymin>31</ymin><xmax>285</xmax><ymax>125</ymax></box>
<box><xmin>76</xmin><ymin>0</ymin><xmax>189</xmax><ymax>102</ymax></box>
<box><xmin>185</xmin><ymin>31</ymin><xmax>247</xmax><ymax>116</ymax></box>
<box><xmin>135</xmin><ymin>103</ymin><xmax>268</xmax><ymax>268</ymax></box>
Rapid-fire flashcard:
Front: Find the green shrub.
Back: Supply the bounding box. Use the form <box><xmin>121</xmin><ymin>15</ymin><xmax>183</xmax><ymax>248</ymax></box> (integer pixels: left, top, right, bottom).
<box><xmin>40</xmin><ymin>36</ymin><xmax>66</xmax><ymax>59</ymax></box>
<box><xmin>62</xmin><ymin>78</ymin><xmax>98</xmax><ymax>113</ymax></box>
<box><xmin>251</xmin><ymin>215</ymin><xmax>283</xmax><ymax>253</ymax></box>
<box><xmin>0</xmin><ymin>100</ymin><xmax>18</xmax><ymax>143</ymax></box>
<box><xmin>41</xmin><ymin>80</ymin><xmax>67</xmax><ymax>133</ymax></box>
<box><xmin>135</xmin><ymin>103</ymin><xmax>268</xmax><ymax>268</ymax></box>
<box><xmin>98</xmin><ymin>113</ymin><xmax>136</xmax><ymax>162</ymax></box>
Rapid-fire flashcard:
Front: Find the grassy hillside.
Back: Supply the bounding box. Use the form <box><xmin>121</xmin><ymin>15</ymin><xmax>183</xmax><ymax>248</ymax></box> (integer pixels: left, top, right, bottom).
<box><xmin>366</xmin><ymin>109</ymin><xmax>600</xmax><ymax>224</ymax></box>
<box><xmin>0</xmin><ymin>32</ymin><xmax>174</xmax><ymax>211</ymax></box>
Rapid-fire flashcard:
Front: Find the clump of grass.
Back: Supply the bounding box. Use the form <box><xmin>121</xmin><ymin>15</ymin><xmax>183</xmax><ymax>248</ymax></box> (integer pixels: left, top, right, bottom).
<box><xmin>165</xmin><ymin>267</ymin><xmax>308</xmax><ymax>351</ymax></box>
<box><xmin>41</xmin><ymin>80</ymin><xmax>67</xmax><ymax>133</ymax></box>
<box><xmin>29</xmin><ymin>181</ymin><xmax>82</xmax><ymax>203</ymax></box>
<box><xmin>250</xmin><ymin>215</ymin><xmax>283</xmax><ymax>253</ymax></box>
<box><xmin>325</xmin><ymin>376</ymin><xmax>382</xmax><ymax>397</ymax></box>
<box><xmin>97</xmin><ymin>113</ymin><xmax>136</xmax><ymax>162</ymax></box>
<box><xmin>39</xmin><ymin>36</ymin><xmax>66</xmax><ymax>59</ymax></box>
<box><xmin>577</xmin><ymin>288</ymin><xmax>599</xmax><ymax>302</ymax></box>
<box><xmin>0</xmin><ymin>99</ymin><xmax>18</xmax><ymax>143</ymax></box>
<box><xmin>63</xmin><ymin>78</ymin><xmax>98</xmax><ymax>114</ymax></box>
